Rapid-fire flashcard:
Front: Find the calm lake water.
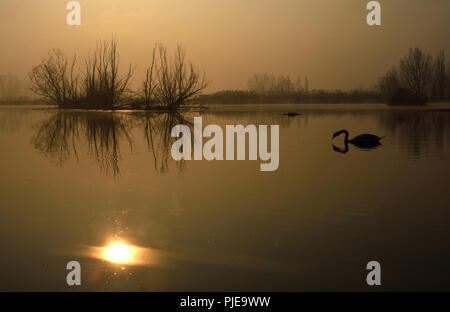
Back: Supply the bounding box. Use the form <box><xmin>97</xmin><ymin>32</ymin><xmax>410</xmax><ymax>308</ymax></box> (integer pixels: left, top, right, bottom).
<box><xmin>0</xmin><ymin>103</ymin><xmax>450</xmax><ymax>291</ymax></box>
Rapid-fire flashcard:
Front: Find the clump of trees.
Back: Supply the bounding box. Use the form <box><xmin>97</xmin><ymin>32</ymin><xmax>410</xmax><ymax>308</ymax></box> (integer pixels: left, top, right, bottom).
<box><xmin>29</xmin><ymin>38</ymin><xmax>208</xmax><ymax>110</ymax></box>
<box><xmin>81</xmin><ymin>40</ymin><xmax>133</xmax><ymax>109</ymax></box>
<box><xmin>139</xmin><ymin>44</ymin><xmax>209</xmax><ymax>110</ymax></box>
<box><xmin>378</xmin><ymin>47</ymin><xmax>450</xmax><ymax>105</ymax></box>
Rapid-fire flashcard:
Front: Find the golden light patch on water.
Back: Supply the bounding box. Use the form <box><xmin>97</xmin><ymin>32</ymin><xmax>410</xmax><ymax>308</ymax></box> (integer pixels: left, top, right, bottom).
<box><xmin>88</xmin><ymin>239</ymin><xmax>159</xmax><ymax>266</ymax></box>
<box><xmin>102</xmin><ymin>242</ymin><xmax>133</xmax><ymax>264</ymax></box>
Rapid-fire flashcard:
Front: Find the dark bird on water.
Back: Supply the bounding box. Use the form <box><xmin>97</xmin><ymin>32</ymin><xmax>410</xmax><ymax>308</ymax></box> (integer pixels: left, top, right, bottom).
<box><xmin>331</xmin><ymin>129</ymin><xmax>384</xmax><ymax>153</ymax></box>
<box><xmin>283</xmin><ymin>112</ymin><xmax>300</xmax><ymax>117</ymax></box>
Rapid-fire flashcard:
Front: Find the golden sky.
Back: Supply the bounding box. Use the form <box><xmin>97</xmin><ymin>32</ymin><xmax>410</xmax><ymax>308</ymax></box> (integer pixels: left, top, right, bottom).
<box><xmin>1</xmin><ymin>0</ymin><xmax>449</xmax><ymax>91</ymax></box>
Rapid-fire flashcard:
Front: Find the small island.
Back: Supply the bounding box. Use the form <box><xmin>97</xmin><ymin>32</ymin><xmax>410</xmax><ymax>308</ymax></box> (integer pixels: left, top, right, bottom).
<box><xmin>28</xmin><ymin>38</ymin><xmax>209</xmax><ymax>111</ymax></box>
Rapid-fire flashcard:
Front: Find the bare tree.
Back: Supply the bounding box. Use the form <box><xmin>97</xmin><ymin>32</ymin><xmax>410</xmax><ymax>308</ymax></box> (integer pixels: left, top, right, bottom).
<box><xmin>377</xmin><ymin>67</ymin><xmax>401</xmax><ymax>101</ymax></box>
<box><xmin>141</xmin><ymin>45</ymin><xmax>158</xmax><ymax>109</ymax></box>
<box><xmin>398</xmin><ymin>47</ymin><xmax>434</xmax><ymax>98</ymax></box>
<box><xmin>29</xmin><ymin>50</ymin><xmax>78</xmax><ymax>107</ymax></box>
<box><xmin>447</xmin><ymin>61</ymin><xmax>450</xmax><ymax>100</ymax></box>
<box><xmin>304</xmin><ymin>76</ymin><xmax>309</xmax><ymax>93</ymax></box>
<box><xmin>29</xmin><ymin>38</ymin><xmax>132</xmax><ymax>109</ymax></box>
<box><xmin>154</xmin><ymin>44</ymin><xmax>209</xmax><ymax>110</ymax></box>
<box><xmin>81</xmin><ymin>38</ymin><xmax>133</xmax><ymax>108</ymax></box>
<box><xmin>432</xmin><ymin>50</ymin><xmax>447</xmax><ymax>100</ymax></box>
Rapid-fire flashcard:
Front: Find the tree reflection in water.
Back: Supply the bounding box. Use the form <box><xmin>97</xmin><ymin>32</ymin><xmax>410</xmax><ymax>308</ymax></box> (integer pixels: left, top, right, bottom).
<box><xmin>378</xmin><ymin>110</ymin><xmax>450</xmax><ymax>159</ymax></box>
<box><xmin>139</xmin><ymin>112</ymin><xmax>188</xmax><ymax>174</ymax></box>
<box><xmin>32</xmin><ymin>111</ymin><xmax>189</xmax><ymax>176</ymax></box>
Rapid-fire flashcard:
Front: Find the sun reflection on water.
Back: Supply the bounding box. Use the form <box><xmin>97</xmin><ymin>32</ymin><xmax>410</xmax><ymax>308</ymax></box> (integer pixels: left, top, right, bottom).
<box><xmin>103</xmin><ymin>242</ymin><xmax>133</xmax><ymax>264</ymax></box>
<box><xmin>89</xmin><ymin>239</ymin><xmax>158</xmax><ymax>266</ymax></box>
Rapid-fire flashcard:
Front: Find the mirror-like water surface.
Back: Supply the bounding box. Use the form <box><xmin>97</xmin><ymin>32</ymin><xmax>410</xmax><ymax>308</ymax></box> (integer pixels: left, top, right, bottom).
<box><xmin>0</xmin><ymin>103</ymin><xmax>449</xmax><ymax>291</ymax></box>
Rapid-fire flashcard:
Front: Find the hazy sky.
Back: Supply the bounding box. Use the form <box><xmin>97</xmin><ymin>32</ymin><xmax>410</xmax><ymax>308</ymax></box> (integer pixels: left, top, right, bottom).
<box><xmin>1</xmin><ymin>0</ymin><xmax>450</xmax><ymax>92</ymax></box>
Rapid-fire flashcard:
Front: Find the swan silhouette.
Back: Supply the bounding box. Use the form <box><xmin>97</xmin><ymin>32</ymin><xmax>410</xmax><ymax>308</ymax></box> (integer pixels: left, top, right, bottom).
<box><xmin>332</xmin><ymin>129</ymin><xmax>384</xmax><ymax>154</ymax></box>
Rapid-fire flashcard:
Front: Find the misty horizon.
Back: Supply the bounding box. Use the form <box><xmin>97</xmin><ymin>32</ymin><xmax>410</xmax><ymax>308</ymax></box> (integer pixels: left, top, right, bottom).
<box><xmin>1</xmin><ymin>0</ymin><xmax>450</xmax><ymax>92</ymax></box>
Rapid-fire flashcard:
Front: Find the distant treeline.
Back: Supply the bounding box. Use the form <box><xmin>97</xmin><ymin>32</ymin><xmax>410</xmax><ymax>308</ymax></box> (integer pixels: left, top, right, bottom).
<box><xmin>198</xmin><ymin>47</ymin><xmax>450</xmax><ymax>106</ymax></box>
<box><xmin>248</xmin><ymin>73</ymin><xmax>310</xmax><ymax>94</ymax></box>
<box><xmin>195</xmin><ymin>72</ymin><xmax>381</xmax><ymax>104</ymax></box>
<box><xmin>196</xmin><ymin>73</ymin><xmax>381</xmax><ymax>104</ymax></box>
<box><xmin>0</xmin><ymin>74</ymin><xmax>35</xmax><ymax>102</ymax></box>
<box><xmin>195</xmin><ymin>89</ymin><xmax>381</xmax><ymax>105</ymax></box>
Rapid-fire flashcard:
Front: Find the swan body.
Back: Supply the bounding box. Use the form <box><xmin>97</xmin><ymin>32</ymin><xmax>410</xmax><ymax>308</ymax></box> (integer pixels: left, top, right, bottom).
<box><xmin>332</xmin><ymin>129</ymin><xmax>384</xmax><ymax>152</ymax></box>
<box><xmin>349</xmin><ymin>133</ymin><xmax>383</xmax><ymax>145</ymax></box>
